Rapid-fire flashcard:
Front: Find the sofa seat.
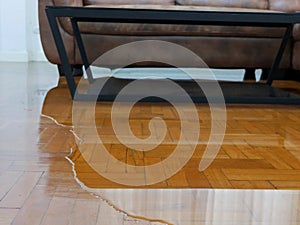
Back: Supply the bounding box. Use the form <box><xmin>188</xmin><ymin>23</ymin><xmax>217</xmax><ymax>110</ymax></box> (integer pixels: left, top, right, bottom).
<box><xmin>75</xmin><ymin>5</ymin><xmax>285</xmax><ymax>37</ymax></box>
<box><xmin>39</xmin><ymin>0</ymin><xmax>300</xmax><ymax>70</ymax></box>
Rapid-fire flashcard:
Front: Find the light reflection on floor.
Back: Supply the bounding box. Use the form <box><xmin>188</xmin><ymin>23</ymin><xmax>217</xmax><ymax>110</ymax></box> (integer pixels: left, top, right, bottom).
<box><xmin>93</xmin><ymin>189</ymin><xmax>300</xmax><ymax>225</ymax></box>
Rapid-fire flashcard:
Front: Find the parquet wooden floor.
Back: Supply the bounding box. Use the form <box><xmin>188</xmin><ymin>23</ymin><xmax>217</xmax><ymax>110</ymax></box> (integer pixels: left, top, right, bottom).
<box><xmin>1</xmin><ymin>63</ymin><xmax>300</xmax><ymax>225</ymax></box>
<box><xmin>41</xmin><ymin>78</ymin><xmax>300</xmax><ymax>189</ymax></box>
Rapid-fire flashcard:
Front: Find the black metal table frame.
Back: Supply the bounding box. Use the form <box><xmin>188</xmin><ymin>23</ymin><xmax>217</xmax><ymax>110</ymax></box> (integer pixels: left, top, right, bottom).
<box><xmin>46</xmin><ymin>6</ymin><xmax>300</xmax><ymax>104</ymax></box>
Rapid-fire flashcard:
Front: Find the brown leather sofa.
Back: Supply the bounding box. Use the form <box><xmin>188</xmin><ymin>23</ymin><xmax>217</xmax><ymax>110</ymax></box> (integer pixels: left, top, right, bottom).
<box><xmin>39</xmin><ymin>0</ymin><xmax>300</xmax><ymax>78</ymax></box>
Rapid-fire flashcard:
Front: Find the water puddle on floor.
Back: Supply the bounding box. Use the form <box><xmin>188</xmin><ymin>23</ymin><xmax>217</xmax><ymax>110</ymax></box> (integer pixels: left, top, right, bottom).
<box><xmin>41</xmin><ymin>110</ymin><xmax>300</xmax><ymax>225</ymax></box>
<box><xmin>3</xmin><ymin>62</ymin><xmax>300</xmax><ymax>224</ymax></box>
<box><xmin>40</xmin><ymin>78</ymin><xmax>300</xmax><ymax>225</ymax></box>
<box><xmin>43</xmin><ymin>120</ymin><xmax>300</xmax><ymax>225</ymax></box>
<box><xmin>37</xmin><ymin>116</ymin><xmax>300</xmax><ymax>225</ymax></box>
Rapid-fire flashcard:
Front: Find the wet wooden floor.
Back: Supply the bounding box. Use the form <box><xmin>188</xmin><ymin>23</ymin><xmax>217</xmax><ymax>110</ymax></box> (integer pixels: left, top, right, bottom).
<box><xmin>0</xmin><ymin>62</ymin><xmax>300</xmax><ymax>224</ymax></box>
<box><xmin>42</xmin><ymin>76</ymin><xmax>300</xmax><ymax>189</ymax></box>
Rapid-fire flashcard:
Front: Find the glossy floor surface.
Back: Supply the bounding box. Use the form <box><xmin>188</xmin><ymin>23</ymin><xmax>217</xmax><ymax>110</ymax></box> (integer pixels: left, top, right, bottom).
<box><xmin>0</xmin><ymin>62</ymin><xmax>300</xmax><ymax>225</ymax></box>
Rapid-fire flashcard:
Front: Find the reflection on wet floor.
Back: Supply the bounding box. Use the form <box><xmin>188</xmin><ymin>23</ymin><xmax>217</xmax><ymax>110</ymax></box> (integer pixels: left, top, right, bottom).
<box><xmin>93</xmin><ymin>189</ymin><xmax>300</xmax><ymax>225</ymax></box>
<box><xmin>43</xmin><ymin>76</ymin><xmax>300</xmax><ymax>189</ymax></box>
<box><xmin>0</xmin><ymin>62</ymin><xmax>300</xmax><ymax>224</ymax></box>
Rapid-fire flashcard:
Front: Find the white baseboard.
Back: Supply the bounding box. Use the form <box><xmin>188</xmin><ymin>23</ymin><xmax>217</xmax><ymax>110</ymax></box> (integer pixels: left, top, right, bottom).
<box><xmin>0</xmin><ymin>51</ymin><xmax>28</xmax><ymax>62</ymax></box>
<box><xmin>28</xmin><ymin>51</ymin><xmax>47</xmax><ymax>62</ymax></box>
<box><xmin>0</xmin><ymin>51</ymin><xmax>47</xmax><ymax>62</ymax></box>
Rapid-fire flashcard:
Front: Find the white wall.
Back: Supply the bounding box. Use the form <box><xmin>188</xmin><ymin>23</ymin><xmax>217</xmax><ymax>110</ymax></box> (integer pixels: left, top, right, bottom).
<box><xmin>0</xmin><ymin>0</ymin><xmax>46</xmax><ymax>62</ymax></box>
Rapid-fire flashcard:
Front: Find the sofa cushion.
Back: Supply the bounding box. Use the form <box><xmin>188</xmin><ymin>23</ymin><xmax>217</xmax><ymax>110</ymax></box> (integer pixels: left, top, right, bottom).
<box><xmin>176</xmin><ymin>0</ymin><xmax>268</xmax><ymax>9</ymax></box>
<box><xmin>269</xmin><ymin>0</ymin><xmax>300</xmax><ymax>12</ymax></box>
<box><xmin>84</xmin><ymin>0</ymin><xmax>175</xmax><ymax>5</ymax></box>
<box><xmin>269</xmin><ymin>1</ymin><xmax>300</xmax><ymax>42</ymax></box>
<box><xmin>79</xmin><ymin>22</ymin><xmax>285</xmax><ymax>38</ymax></box>
<box><xmin>77</xmin><ymin>5</ymin><xmax>284</xmax><ymax>38</ymax></box>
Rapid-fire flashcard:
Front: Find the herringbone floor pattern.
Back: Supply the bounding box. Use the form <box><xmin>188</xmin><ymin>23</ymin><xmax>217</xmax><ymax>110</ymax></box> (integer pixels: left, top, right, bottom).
<box><xmin>41</xmin><ymin>78</ymin><xmax>300</xmax><ymax>189</ymax></box>
<box><xmin>2</xmin><ymin>63</ymin><xmax>300</xmax><ymax>225</ymax></box>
